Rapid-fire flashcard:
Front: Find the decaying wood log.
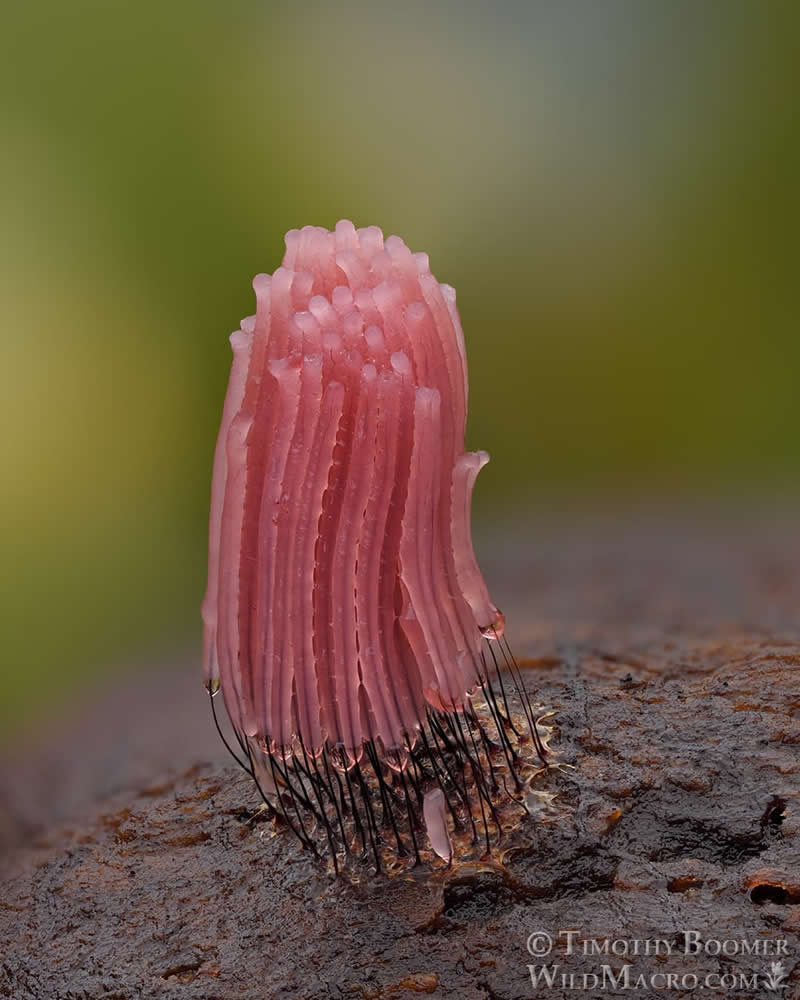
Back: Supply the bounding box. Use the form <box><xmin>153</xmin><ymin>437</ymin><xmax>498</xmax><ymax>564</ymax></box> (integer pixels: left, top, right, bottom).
<box><xmin>2</xmin><ymin>516</ymin><xmax>798</xmax><ymax>999</ymax></box>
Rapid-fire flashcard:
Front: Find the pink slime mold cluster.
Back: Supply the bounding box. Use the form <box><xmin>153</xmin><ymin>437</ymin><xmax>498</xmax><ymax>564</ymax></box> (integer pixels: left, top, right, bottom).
<box><xmin>203</xmin><ymin>222</ymin><xmax>545</xmax><ymax>873</ymax></box>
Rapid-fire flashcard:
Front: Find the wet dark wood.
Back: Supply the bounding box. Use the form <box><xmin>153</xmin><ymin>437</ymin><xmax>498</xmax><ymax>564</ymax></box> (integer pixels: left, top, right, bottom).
<box><xmin>2</xmin><ymin>513</ymin><xmax>798</xmax><ymax>999</ymax></box>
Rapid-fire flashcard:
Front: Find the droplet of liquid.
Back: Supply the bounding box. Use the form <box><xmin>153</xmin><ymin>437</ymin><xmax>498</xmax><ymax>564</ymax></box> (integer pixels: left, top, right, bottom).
<box><xmin>289</xmin><ymin>733</ymin><xmax>325</xmax><ymax>760</ymax></box>
<box><xmin>206</xmin><ymin>678</ymin><xmax>221</xmax><ymax>697</ymax></box>
<box><xmin>480</xmin><ymin>609</ymin><xmax>506</xmax><ymax>640</ymax></box>
<box><xmin>385</xmin><ymin>748</ymin><xmax>410</xmax><ymax>773</ymax></box>
<box><xmin>423</xmin><ymin>787</ymin><xmax>452</xmax><ymax>861</ymax></box>
<box><xmin>330</xmin><ymin>745</ymin><xmax>363</xmax><ymax>772</ymax></box>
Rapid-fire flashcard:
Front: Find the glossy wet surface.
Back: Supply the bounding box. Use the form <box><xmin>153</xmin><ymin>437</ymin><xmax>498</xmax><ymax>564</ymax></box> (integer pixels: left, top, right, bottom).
<box><xmin>1</xmin><ymin>511</ymin><xmax>798</xmax><ymax>998</ymax></box>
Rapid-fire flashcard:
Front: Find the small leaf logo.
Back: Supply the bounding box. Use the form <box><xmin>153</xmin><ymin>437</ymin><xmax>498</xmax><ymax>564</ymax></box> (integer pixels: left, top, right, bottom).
<box><xmin>764</xmin><ymin>961</ymin><xmax>787</xmax><ymax>992</ymax></box>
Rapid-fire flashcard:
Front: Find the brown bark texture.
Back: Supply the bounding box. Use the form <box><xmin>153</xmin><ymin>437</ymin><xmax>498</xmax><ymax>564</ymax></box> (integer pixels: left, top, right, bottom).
<box><xmin>1</xmin><ymin>515</ymin><xmax>798</xmax><ymax>999</ymax></box>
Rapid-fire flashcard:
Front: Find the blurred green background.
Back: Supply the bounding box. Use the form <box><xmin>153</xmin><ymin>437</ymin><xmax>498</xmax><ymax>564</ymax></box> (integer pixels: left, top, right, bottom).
<box><xmin>1</xmin><ymin>0</ymin><xmax>797</xmax><ymax>741</ymax></box>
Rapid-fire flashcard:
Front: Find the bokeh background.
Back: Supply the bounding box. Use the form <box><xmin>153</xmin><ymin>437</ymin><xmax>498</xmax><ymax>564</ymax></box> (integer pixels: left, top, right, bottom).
<box><xmin>2</xmin><ymin>0</ymin><xmax>797</xmax><ymax>745</ymax></box>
